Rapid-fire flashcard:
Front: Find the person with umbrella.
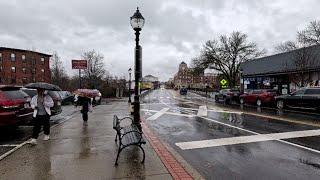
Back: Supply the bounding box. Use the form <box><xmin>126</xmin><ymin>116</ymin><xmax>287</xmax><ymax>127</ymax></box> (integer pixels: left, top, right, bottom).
<box><xmin>25</xmin><ymin>83</ymin><xmax>59</xmax><ymax>145</ymax></box>
<box><xmin>74</xmin><ymin>89</ymin><xmax>95</xmax><ymax>126</ymax></box>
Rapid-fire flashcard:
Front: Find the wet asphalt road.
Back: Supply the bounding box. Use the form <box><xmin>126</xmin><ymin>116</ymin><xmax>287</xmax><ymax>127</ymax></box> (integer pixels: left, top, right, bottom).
<box><xmin>0</xmin><ymin>105</ymin><xmax>78</xmax><ymax>155</ymax></box>
<box><xmin>142</xmin><ymin>89</ymin><xmax>320</xmax><ymax>180</ymax></box>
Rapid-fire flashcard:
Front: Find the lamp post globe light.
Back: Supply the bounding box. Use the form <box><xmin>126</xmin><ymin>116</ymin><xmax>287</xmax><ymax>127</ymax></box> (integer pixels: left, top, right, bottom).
<box><xmin>128</xmin><ymin>68</ymin><xmax>132</xmax><ymax>103</ymax></box>
<box><xmin>130</xmin><ymin>7</ymin><xmax>144</xmax><ymax>130</ymax></box>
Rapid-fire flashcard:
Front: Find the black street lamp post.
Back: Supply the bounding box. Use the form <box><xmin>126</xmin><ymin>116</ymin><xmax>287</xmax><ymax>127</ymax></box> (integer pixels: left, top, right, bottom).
<box><xmin>128</xmin><ymin>68</ymin><xmax>132</xmax><ymax>103</ymax></box>
<box><xmin>130</xmin><ymin>7</ymin><xmax>145</xmax><ymax>131</ymax></box>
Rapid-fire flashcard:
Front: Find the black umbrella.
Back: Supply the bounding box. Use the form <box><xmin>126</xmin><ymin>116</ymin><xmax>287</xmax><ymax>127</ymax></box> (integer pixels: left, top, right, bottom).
<box><xmin>24</xmin><ymin>82</ymin><xmax>62</xmax><ymax>91</ymax></box>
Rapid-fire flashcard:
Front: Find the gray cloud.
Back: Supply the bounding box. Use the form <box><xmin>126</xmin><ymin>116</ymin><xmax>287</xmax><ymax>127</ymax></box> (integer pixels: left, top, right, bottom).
<box><xmin>0</xmin><ymin>0</ymin><xmax>320</xmax><ymax>81</ymax></box>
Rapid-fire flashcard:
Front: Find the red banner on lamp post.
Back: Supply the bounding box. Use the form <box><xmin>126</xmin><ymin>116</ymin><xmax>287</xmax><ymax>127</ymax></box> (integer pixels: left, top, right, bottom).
<box><xmin>72</xmin><ymin>60</ymin><xmax>87</xmax><ymax>69</ymax></box>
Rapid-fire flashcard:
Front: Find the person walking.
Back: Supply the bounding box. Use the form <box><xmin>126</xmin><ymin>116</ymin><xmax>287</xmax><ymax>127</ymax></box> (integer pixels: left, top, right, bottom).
<box><xmin>29</xmin><ymin>89</ymin><xmax>54</xmax><ymax>145</ymax></box>
<box><xmin>75</xmin><ymin>96</ymin><xmax>92</xmax><ymax>126</ymax></box>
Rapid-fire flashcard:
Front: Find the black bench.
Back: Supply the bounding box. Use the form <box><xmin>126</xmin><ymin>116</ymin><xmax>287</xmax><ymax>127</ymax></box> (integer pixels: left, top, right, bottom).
<box><xmin>113</xmin><ymin>115</ymin><xmax>146</xmax><ymax>166</ymax></box>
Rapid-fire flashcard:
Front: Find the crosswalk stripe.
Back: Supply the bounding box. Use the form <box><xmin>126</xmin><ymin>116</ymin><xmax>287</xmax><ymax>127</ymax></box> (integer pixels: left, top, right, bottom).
<box><xmin>176</xmin><ymin>129</ymin><xmax>320</xmax><ymax>150</ymax></box>
<box><xmin>146</xmin><ymin>108</ymin><xmax>170</xmax><ymax>120</ymax></box>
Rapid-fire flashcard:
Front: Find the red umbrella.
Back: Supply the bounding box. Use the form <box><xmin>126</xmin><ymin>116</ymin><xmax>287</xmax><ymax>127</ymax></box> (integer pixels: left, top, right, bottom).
<box><xmin>74</xmin><ymin>89</ymin><xmax>100</xmax><ymax>98</ymax></box>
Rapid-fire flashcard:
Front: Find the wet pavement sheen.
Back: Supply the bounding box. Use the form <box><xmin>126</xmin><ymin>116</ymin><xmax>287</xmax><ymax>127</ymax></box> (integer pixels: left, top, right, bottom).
<box><xmin>143</xmin><ymin>89</ymin><xmax>320</xmax><ymax>180</ymax></box>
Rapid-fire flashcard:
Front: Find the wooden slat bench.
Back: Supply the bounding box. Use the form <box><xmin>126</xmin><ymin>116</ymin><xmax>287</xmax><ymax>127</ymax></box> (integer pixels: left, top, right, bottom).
<box><xmin>113</xmin><ymin>115</ymin><xmax>146</xmax><ymax>166</ymax></box>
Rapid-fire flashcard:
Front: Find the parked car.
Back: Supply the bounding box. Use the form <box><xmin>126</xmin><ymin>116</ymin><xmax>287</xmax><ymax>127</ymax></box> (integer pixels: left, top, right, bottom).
<box><xmin>58</xmin><ymin>91</ymin><xmax>74</xmax><ymax>105</ymax></box>
<box><xmin>275</xmin><ymin>87</ymin><xmax>320</xmax><ymax>111</ymax></box>
<box><xmin>180</xmin><ymin>88</ymin><xmax>188</xmax><ymax>95</ymax></box>
<box><xmin>239</xmin><ymin>89</ymin><xmax>278</xmax><ymax>106</ymax></box>
<box><xmin>215</xmin><ymin>89</ymin><xmax>240</xmax><ymax>103</ymax></box>
<box><xmin>21</xmin><ymin>88</ymin><xmax>62</xmax><ymax>116</ymax></box>
<box><xmin>0</xmin><ymin>86</ymin><xmax>33</xmax><ymax>128</ymax></box>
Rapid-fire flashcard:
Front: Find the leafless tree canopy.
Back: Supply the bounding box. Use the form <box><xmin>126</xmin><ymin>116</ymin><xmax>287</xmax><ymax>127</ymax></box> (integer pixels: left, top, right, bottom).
<box><xmin>50</xmin><ymin>52</ymin><xmax>69</xmax><ymax>89</ymax></box>
<box><xmin>192</xmin><ymin>31</ymin><xmax>264</xmax><ymax>87</ymax></box>
<box><xmin>298</xmin><ymin>20</ymin><xmax>320</xmax><ymax>45</ymax></box>
<box><xmin>82</xmin><ymin>49</ymin><xmax>106</xmax><ymax>88</ymax></box>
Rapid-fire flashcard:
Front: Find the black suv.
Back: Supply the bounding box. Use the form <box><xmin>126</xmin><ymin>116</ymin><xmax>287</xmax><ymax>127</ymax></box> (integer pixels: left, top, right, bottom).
<box><xmin>275</xmin><ymin>87</ymin><xmax>320</xmax><ymax>111</ymax></box>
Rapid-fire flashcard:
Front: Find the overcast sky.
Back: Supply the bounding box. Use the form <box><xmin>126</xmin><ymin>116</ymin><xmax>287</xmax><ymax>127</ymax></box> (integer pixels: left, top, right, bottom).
<box><xmin>1</xmin><ymin>0</ymin><xmax>320</xmax><ymax>81</ymax></box>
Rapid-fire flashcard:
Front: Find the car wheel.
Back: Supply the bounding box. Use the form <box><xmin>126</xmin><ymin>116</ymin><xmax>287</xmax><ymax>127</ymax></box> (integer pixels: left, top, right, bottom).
<box><xmin>215</xmin><ymin>96</ymin><xmax>219</xmax><ymax>102</ymax></box>
<box><xmin>240</xmin><ymin>98</ymin><xmax>244</xmax><ymax>104</ymax></box>
<box><xmin>277</xmin><ymin>100</ymin><xmax>284</xmax><ymax>110</ymax></box>
<box><xmin>256</xmin><ymin>99</ymin><xmax>262</xmax><ymax>107</ymax></box>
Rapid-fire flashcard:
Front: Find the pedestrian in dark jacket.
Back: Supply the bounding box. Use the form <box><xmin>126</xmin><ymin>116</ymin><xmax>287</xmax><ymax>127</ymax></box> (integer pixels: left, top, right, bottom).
<box><xmin>75</xmin><ymin>96</ymin><xmax>92</xmax><ymax>126</ymax></box>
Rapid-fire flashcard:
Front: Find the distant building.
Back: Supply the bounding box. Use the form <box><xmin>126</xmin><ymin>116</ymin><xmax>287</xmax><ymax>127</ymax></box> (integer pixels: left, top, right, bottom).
<box><xmin>0</xmin><ymin>47</ymin><xmax>51</xmax><ymax>85</ymax></box>
<box><xmin>172</xmin><ymin>61</ymin><xmax>220</xmax><ymax>89</ymax></box>
<box><xmin>240</xmin><ymin>44</ymin><xmax>320</xmax><ymax>94</ymax></box>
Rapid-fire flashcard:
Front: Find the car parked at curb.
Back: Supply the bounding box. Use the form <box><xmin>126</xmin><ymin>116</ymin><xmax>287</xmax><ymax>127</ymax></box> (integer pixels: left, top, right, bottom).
<box><xmin>275</xmin><ymin>87</ymin><xmax>320</xmax><ymax>111</ymax></box>
<box><xmin>179</xmin><ymin>88</ymin><xmax>188</xmax><ymax>95</ymax></box>
<box><xmin>0</xmin><ymin>86</ymin><xmax>33</xmax><ymax>128</ymax></box>
<box><xmin>215</xmin><ymin>89</ymin><xmax>240</xmax><ymax>104</ymax></box>
<box><xmin>58</xmin><ymin>91</ymin><xmax>74</xmax><ymax>105</ymax></box>
<box><xmin>239</xmin><ymin>89</ymin><xmax>278</xmax><ymax>107</ymax></box>
<box><xmin>21</xmin><ymin>88</ymin><xmax>62</xmax><ymax>116</ymax></box>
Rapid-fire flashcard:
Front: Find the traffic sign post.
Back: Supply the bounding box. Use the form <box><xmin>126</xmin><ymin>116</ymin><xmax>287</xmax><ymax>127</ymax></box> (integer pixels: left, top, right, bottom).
<box><xmin>72</xmin><ymin>60</ymin><xmax>88</xmax><ymax>88</ymax></box>
<box><xmin>220</xmin><ymin>79</ymin><xmax>228</xmax><ymax>89</ymax></box>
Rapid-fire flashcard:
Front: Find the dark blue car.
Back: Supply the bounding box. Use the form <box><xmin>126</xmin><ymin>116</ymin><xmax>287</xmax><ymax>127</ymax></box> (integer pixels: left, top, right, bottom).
<box><xmin>180</xmin><ymin>88</ymin><xmax>188</xmax><ymax>95</ymax></box>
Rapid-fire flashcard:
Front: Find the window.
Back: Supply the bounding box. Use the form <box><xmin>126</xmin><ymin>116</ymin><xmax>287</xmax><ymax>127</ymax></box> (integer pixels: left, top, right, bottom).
<box><xmin>11</xmin><ymin>53</ymin><xmax>15</xmax><ymax>61</ymax></box>
<box><xmin>32</xmin><ymin>58</ymin><xmax>36</xmax><ymax>65</ymax></box>
<box><xmin>0</xmin><ymin>53</ymin><xmax>2</xmax><ymax>62</ymax></box>
<box><xmin>41</xmin><ymin>69</ymin><xmax>45</xmax><ymax>73</ymax></box>
<box><xmin>32</xmin><ymin>68</ymin><xmax>36</xmax><ymax>73</ymax></box>
<box><xmin>0</xmin><ymin>66</ymin><xmax>2</xmax><ymax>72</ymax></box>
<box><xmin>11</xmin><ymin>67</ymin><xmax>16</xmax><ymax>73</ymax></box>
<box><xmin>22</xmin><ymin>77</ymin><xmax>27</xmax><ymax>84</ymax></box>
<box><xmin>22</xmin><ymin>55</ymin><xmax>26</xmax><ymax>62</ymax></box>
<box><xmin>41</xmin><ymin>57</ymin><xmax>45</xmax><ymax>64</ymax></box>
<box><xmin>22</xmin><ymin>68</ymin><xmax>27</xmax><ymax>74</ymax></box>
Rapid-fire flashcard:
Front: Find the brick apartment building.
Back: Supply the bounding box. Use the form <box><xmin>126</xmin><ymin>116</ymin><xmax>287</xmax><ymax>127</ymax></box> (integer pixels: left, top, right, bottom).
<box><xmin>0</xmin><ymin>47</ymin><xmax>51</xmax><ymax>85</ymax></box>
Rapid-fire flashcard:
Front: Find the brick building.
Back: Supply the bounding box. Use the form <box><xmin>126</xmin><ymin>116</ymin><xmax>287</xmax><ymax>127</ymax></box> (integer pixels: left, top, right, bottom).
<box><xmin>0</xmin><ymin>47</ymin><xmax>51</xmax><ymax>85</ymax></box>
<box><xmin>172</xmin><ymin>61</ymin><xmax>220</xmax><ymax>89</ymax></box>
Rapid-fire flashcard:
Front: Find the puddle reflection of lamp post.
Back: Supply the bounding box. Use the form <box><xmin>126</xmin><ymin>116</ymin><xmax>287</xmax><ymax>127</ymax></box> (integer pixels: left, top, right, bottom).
<box><xmin>130</xmin><ymin>7</ymin><xmax>145</xmax><ymax>131</ymax></box>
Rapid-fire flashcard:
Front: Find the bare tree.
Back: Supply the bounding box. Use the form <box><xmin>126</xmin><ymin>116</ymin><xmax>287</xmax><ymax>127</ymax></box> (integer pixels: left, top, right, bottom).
<box><xmin>298</xmin><ymin>20</ymin><xmax>320</xmax><ymax>45</ymax></box>
<box><xmin>51</xmin><ymin>52</ymin><xmax>68</xmax><ymax>89</ymax></box>
<box><xmin>193</xmin><ymin>31</ymin><xmax>264</xmax><ymax>88</ymax></box>
<box><xmin>284</xmin><ymin>44</ymin><xmax>318</xmax><ymax>88</ymax></box>
<box><xmin>82</xmin><ymin>50</ymin><xmax>106</xmax><ymax>89</ymax></box>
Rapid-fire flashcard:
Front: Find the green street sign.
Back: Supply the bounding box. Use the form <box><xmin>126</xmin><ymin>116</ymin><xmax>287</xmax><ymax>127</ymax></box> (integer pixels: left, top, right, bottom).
<box><xmin>220</xmin><ymin>79</ymin><xmax>227</xmax><ymax>86</ymax></box>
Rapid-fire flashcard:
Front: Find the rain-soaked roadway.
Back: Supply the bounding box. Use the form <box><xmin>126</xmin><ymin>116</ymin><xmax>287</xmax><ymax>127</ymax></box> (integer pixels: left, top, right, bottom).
<box><xmin>141</xmin><ymin>88</ymin><xmax>320</xmax><ymax>180</ymax></box>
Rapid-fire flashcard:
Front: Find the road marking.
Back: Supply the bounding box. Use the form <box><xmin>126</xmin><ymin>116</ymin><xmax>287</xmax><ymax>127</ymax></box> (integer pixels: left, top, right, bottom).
<box><xmin>0</xmin><ymin>144</ymin><xmax>19</xmax><ymax>147</ymax></box>
<box><xmin>167</xmin><ymin>97</ymin><xmax>170</xmax><ymax>99</ymax></box>
<box><xmin>0</xmin><ymin>142</ymin><xmax>27</xmax><ymax>161</ymax></box>
<box><xmin>160</xmin><ymin>97</ymin><xmax>164</xmax><ymax>99</ymax></box>
<box><xmin>142</xmin><ymin>109</ymin><xmax>194</xmax><ymax>118</ymax></box>
<box><xmin>178</xmin><ymin>116</ymin><xmax>320</xmax><ymax>154</ymax></box>
<box><xmin>176</xmin><ymin>129</ymin><xmax>320</xmax><ymax>150</ymax></box>
<box><xmin>146</xmin><ymin>108</ymin><xmax>170</xmax><ymax>120</ymax></box>
<box><xmin>197</xmin><ymin>106</ymin><xmax>207</xmax><ymax>117</ymax></box>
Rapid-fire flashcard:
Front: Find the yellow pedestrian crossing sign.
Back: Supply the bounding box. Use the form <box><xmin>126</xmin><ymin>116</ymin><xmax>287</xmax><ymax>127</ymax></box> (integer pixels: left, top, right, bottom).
<box><xmin>220</xmin><ymin>79</ymin><xmax>228</xmax><ymax>88</ymax></box>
